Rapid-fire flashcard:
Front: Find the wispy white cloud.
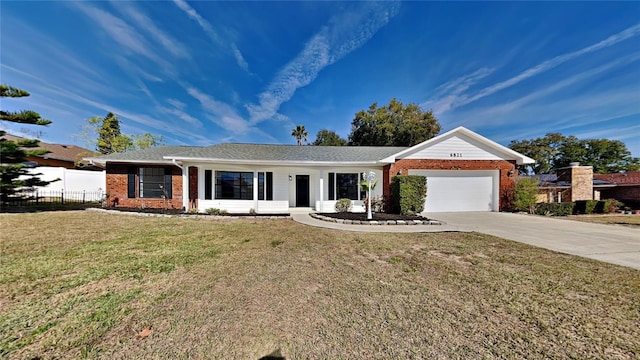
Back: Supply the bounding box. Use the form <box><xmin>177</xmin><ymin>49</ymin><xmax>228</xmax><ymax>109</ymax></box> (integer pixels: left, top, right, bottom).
<box><xmin>157</xmin><ymin>105</ymin><xmax>202</xmax><ymax>127</ymax></box>
<box><xmin>173</xmin><ymin>0</ymin><xmax>250</xmax><ymax>72</ymax></box>
<box><xmin>167</xmin><ymin>99</ymin><xmax>186</xmax><ymax>110</ymax></box>
<box><xmin>455</xmin><ymin>52</ymin><xmax>640</xmax><ymax>123</ymax></box>
<box><xmin>231</xmin><ymin>43</ymin><xmax>250</xmax><ymax>73</ymax></box>
<box><xmin>172</xmin><ymin>0</ymin><xmax>223</xmax><ymax>45</ymax></box>
<box><xmin>426</xmin><ymin>22</ymin><xmax>640</xmax><ymax>115</ymax></box>
<box><xmin>246</xmin><ymin>1</ymin><xmax>400</xmax><ymax>124</ymax></box>
<box><xmin>115</xmin><ymin>2</ymin><xmax>189</xmax><ymax>59</ymax></box>
<box><xmin>421</xmin><ymin>68</ymin><xmax>493</xmax><ymax>114</ymax></box>
<box><xmin>72</xmin><ymin>2</ymin><xmax>172</xmax><ymax>71</ymax></box>
<box><xmin>185</xmin><ymin>85</ymin><xmax>251</xmax><ymax>133</ymax></box>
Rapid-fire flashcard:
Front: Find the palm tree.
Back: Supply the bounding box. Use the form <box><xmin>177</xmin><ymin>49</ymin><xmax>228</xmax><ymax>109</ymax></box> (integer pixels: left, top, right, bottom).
<box><xmin>291</xmin><ymin>125</ymin><xmax>308</xmax><ymax>146</ymax></box>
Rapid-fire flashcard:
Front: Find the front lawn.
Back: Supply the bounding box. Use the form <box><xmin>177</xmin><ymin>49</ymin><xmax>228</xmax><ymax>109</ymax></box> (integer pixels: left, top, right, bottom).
<box><xmin>1</xmin><ymin>211</ymin><xmax>638</xmax><ymax>359</ymax></box>
<box><xmin>567</xmin><ymin>214</ymin><xmax>640</xmax><ymax>227</ymax></box>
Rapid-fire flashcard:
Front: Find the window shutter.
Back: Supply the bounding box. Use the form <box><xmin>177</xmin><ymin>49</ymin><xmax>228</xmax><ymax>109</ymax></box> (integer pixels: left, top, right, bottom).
<box><xmin>127</xmin><ymin>167</ymin><xmax>136</xmax><ymax>198</ymax></box>
<box><xmin>204</xmin><ymin>170</ymin><xmax>212</xmax><ymax>200</ymax></box>
<box><xmin>164</xmin><ymin>168</ymin><xmax>173</xmax><ymax>199</ymax></box>
<box><xmin>328</xmin><ymin>173</ymin><xmax>335</xmax><ymax>200</ymax></box>
<box><xmin>266</xmin><ymin>172</ymin><xmax>273</xmax><ymax>200</ymax></box>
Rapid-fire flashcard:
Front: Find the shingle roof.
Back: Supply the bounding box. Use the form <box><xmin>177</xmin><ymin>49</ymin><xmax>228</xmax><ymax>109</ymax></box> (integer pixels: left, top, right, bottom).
<box><xmin>594</xmin><ymin>172</ymin><xmax>640</xmax><ymax>185</ymax></box>
<box><xmin>85</xmin><ymin>145</ymin><xmax>196</xmax><ymax>164</ymax></box>
<box><xmin>3</xmin><ymin>134</ymin><xmax>97</xmax><ymax>163</ymax></box>
<box><xmin>85</xmin><ymin>143</ymin><xmax>408</xmax><ymax>166</ymax></box>
<box><xmin>168</xmin><ymin>143</ymin><xmax>408</xmax><ymax>163</ymax></box>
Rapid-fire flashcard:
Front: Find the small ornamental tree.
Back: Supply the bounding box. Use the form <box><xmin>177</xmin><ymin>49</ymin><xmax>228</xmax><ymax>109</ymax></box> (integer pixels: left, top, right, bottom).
<box><xmin>390</xmin><ymin>175</ymin><xmax>427</xmax><ymax>215</ymax></box>
<box><xmin>0</xmin><ymin>84</ymin><xmax>57</xmax><ymax>205</ymax></box>
<box><xmin>513</xmin><ymin>177</ymin><xmax>539</xmax><ymax>214</ymax></box>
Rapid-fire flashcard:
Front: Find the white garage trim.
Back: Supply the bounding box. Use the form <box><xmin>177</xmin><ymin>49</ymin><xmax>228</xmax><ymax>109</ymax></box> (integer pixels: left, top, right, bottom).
<box><xmin>408</xmin><ymin>170</ymin><xmax>499</xmax><ymax>212</ymax></box>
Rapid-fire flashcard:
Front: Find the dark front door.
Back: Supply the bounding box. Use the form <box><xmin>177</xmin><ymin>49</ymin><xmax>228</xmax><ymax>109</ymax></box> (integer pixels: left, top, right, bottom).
<box><xmin>296</xmin><ymin>175</ymin><xmax>310</xmax><ymax>207</ymax></box>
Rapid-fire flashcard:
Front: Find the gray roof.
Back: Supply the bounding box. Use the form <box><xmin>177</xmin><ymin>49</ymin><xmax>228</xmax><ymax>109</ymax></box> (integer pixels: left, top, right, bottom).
<box><xmin>84</xmin><ymin>146</ymin><xmax>197</xmax><ymax>164</ymax></box>
<box><xmin>85</xmin><ymin>143</ymin><xmax>408</xmax><ymax>165</ymax></box>
<box><xmin>169</xmin><ymin>143</ymin><xmax>407</xmax><ymax>163</ymax></box>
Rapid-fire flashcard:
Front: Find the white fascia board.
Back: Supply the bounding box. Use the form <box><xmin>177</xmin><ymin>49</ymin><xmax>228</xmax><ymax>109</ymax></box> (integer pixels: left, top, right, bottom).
<box><xmin>385</xmin><ymin>126</ymin><xmax>535</xmax><ymax>165</ymax></box>
<box><xmin>164</xmin><ymin>156</ymin><xmax>385</xmax><ymax>167</ymax></box>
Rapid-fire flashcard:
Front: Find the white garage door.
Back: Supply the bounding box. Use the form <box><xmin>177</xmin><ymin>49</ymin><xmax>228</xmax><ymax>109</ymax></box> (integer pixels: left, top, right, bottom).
<box><xmin>408</xmin><ymin>170</ymin><xmax>499</xmax><ymax>212</ymax></box>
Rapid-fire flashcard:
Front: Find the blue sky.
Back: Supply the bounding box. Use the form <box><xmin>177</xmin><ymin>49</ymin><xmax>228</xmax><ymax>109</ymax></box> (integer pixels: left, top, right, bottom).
<box><xmin>2</xmin><ymin>1</ymin><xmax>639</xmax><ymax>156</ymax></box>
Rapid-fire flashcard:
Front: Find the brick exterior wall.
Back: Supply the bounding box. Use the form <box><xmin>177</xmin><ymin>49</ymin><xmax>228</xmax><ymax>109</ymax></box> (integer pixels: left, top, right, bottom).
<box><xmin>599</xmin><ymin>186</ymin><xmax>640</xmax><ymax>203</ymax></box>
<box><xmin>105</xmin><ymin>164</ymin><xmax>183</xmax><ymax>209</ymax></box>
<box><xmin>383</xmin><ymin>159</ymin><xmax>517</xmax><ymax>211</ymax></box>
<box><xmin>557</xmin><ymin>166</ymin><xmax>593</xmax><ymax>201</ymax></box>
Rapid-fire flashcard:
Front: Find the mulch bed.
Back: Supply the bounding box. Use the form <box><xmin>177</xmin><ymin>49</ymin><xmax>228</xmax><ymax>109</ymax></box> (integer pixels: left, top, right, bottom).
<box><xmin>102</xmin><ymin>207</ymin><xmax>288</xmax><ymax>217</ymax></box>
<box><xmin>318</xmin><ymin>212</ymin><xmax>428</xmax><ymax>221</ymax></box>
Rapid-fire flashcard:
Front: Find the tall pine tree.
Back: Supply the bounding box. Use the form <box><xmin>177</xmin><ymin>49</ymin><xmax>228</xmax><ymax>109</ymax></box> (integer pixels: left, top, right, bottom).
<box><xmin>0</xmin><ymin>84</ymin><xmax>55</xmax><ymax>205</ymax></box>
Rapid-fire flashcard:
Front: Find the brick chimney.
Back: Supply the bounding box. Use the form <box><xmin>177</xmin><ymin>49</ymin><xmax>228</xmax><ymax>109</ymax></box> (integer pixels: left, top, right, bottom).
<box><xmin>557</xmin><ymin>162</ymin><xmax>593</xmax><ymax>201</ymax></box>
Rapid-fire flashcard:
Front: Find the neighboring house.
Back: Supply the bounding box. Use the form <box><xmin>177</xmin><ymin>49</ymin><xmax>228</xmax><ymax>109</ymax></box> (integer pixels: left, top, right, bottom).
<box><xmin>84</xmin><ymin>127</ymin><xmax>534</xmax><ymax>213</ymax></box>
<box><xmin>594</xmin><ymin>171</ymin><xmax>640</xmax><ymax>207</ymax></box>
<box><xmin>2</xmin><ymin>134</ymin><xmax>98</xmax><ymax>169</ymax></box>
<box><xmin>531</xmin><ymin>164</ymin><xmax>616</xmax><ymax>203</ymax></box>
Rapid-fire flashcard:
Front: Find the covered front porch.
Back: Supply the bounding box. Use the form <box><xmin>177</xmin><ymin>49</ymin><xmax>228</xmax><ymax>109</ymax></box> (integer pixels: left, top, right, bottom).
<box><xmin>180</xmin><ymin>162</ymin><xmax>384</xmax><ymax>214</ymax></box>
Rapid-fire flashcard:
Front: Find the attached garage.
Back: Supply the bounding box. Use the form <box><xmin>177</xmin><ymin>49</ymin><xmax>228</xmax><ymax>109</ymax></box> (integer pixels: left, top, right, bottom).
<box><xmin>409</xmin><ymin>170</ymin><xmax>499</xmax><ymax>212</ymax></box>
<box><xmin>382</xmin><ymin>127</ymin><xmax>535</xmax><ymax>213</ymax></box>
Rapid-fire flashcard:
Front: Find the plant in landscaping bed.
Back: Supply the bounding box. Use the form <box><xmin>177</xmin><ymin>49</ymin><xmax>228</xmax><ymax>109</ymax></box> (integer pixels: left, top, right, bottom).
<box><xmin>390</xmin><ymin>175</ymin><xmax>426</xmax><ymax>215</ymax></box>
<box><xmin>335</xmin><ymin>198</ymin><xmax>352</xmax><ymax>213</ymax></box>
<box><xmin>205</xmin><ymin>208</ymin><xmax>227</xmax><ymax>215</ymax></box>
<box><xmin>535</xmin><ymin>202</ymin><xmax>575</xmax><ymax>216</ymax></box>
<box><xmin>512</xmin><ymin>177</ymin><xmax>538</xmax><ymax>214</ymax></box>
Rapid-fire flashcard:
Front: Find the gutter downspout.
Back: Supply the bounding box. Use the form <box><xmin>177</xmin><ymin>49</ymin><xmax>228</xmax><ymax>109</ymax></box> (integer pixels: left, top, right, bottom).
<box><xmin>171</xmin><ymin>159</ymin><xmax>189</xmax><ymax>211</ymax></box>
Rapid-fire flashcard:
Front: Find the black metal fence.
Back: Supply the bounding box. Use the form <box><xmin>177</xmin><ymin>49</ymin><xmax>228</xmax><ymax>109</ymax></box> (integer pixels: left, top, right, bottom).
<box><xmin>2</xmin><ymin>190</ymin><xmax>106</xmax><ymax>207</ymax></box>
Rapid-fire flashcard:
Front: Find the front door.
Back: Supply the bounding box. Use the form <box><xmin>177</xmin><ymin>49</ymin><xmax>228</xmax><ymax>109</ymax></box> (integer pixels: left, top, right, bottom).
<box><xmin>296</xmin><ymin>175</ymin><xmax>310</xmax><ymax>207</ymax></box>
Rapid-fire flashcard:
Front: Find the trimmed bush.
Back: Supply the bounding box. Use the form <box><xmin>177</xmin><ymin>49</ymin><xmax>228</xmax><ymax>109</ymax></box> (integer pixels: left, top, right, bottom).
<box><xmin>574</xmin><ymin>200</ymin><xmax>599</xmax><ymax>214</ymax></box>
<box><xmin>513</xmin><ymin>178</ymin><xmax>539</xmax><ymax>214</ymax></box>
<box><xmin>390</xmin><ymin>175</ymin><xmax>427</xmax><ymax>215</ymax></box>
<box><xmin>535</xmin><ymin>202</ymin><xmax>575</xmax><ymax>216</ymax></box>
<box><xmin>335</xmin><ymin>198</ymin><xmax>352</xmax><ymax>213</ymax></box>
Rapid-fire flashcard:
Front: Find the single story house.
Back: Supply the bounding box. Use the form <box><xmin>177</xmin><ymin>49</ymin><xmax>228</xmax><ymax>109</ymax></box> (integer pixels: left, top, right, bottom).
<box><xmin>530</xmin><ymin>166</ymin><xmax>640</xmax><ymax>209</ymax></box>
<box><xmin>85</xmin><ymin>127</ymin><xmax>534</xmax><ymax>213</ymax></box>
<box><xmin>594</xmin><ymin>171</ymin><xmax>640</xmax><ymax>208</ymax></box>
<box><xmin>3</xmin><ymin>134</ymin><xmax>98</xmax><ymax>170</ymax></box>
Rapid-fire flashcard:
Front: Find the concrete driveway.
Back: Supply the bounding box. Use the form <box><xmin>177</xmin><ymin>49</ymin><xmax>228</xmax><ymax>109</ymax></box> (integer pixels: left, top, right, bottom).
<box><xmin>426</xmin><ymin>212</ymin><xmax>640</xmax><ymax>270</ymax></box>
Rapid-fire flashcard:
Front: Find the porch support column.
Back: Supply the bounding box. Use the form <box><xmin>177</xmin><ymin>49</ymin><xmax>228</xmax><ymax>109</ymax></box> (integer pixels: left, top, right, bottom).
<box><xmin>319</xmin><ymin>169</ymin><xmax>324</xmax><ymax>212</ymax></box>
<box><xmin>183</xmin><ymin>169</ymin><xmax>188</xmax><ymax>210</ymax></box>
<box><xmin>253</xmin><ymin>170</ymin><xmax>259</xmax><ymax>212</ymax></box>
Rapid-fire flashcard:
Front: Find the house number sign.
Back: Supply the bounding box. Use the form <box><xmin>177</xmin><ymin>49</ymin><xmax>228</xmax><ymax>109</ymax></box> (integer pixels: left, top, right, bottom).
<box><xmin>449</xmin><ymin>153</ymin><xmax>463</xmax><ymax>158</ymax></box>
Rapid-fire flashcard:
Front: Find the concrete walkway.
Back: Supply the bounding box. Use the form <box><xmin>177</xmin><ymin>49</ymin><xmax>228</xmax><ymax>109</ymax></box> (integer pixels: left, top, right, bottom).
<box><xmin>291</xmin><ymin>211</ymin><xmax>640</xmax><ymax>270</ymax></box>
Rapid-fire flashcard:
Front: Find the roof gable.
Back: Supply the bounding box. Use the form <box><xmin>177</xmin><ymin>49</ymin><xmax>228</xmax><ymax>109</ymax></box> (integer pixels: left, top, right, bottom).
<box><xmin>385</xmin><ymin>127</ymin><xmax>535</xmax><ymax>165</ymax></box>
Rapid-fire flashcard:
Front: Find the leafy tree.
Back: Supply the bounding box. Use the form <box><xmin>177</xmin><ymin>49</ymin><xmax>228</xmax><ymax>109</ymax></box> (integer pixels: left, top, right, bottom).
<box><xmin>512</xmin><ymin>177</ymin><xmax>539</xmax><ymax>214</ymax></box>
<box><xmin>312</xmin><ymin>129</ymin><xmax>347</xmax><ymax>146</ymax></box>
<box><xmin>76</xmin><ymin>112</ymin><xmax>164</xmax><ymax>155</ymax></box>
<box><xmin>0</xmin><ymin>84</ymin><xmax>56</xmax><ymax>204</ymax></box>
<box><xmin>291</xmin><ymin>125</ymin><xmax>308</xmax><ymax>146</ymax></box>
<box><xmin>509</xmin><ymin>133</ymin><xmax>639</xmax><ymax>174</ymax></box>
<box><xmin>348</xmin><ymin>98</ymin><xmax>440</xmax><ymax>146</ymax></box>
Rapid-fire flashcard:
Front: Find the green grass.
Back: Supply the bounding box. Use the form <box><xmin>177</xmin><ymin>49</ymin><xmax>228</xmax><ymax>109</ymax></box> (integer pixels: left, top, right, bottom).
<box><xmin>1</xmin><ymin>211</ymin><xmax>639</xmax><ymax>359</ymax></box>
